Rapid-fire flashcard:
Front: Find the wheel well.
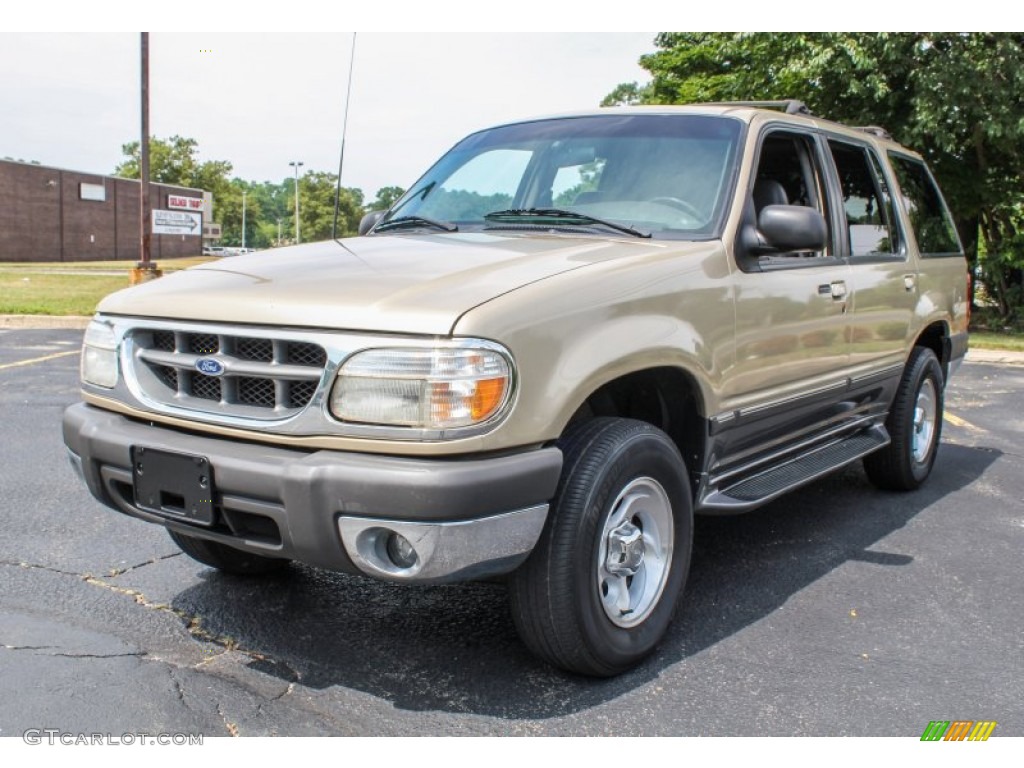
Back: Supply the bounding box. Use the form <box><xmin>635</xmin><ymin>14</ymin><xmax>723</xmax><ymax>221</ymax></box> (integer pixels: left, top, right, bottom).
<box><xmin>565</xmin><ymin>367</ymin><xmax>706</xmax><ymax>492</ymax></box>
<box><xmin>914</xmin><ymin>322</ymin><xmax>950</xmax><ymax>375</ymax></box>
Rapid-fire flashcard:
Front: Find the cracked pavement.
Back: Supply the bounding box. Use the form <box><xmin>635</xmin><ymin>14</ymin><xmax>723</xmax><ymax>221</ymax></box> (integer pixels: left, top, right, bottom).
<box><xmin>0</xmin><ymin>329</ymin><xmax>1021</xmax><ymax>736</ymax></box>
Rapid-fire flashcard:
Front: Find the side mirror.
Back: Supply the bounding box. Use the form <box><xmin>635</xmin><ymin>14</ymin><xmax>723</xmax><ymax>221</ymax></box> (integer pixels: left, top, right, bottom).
<box><xmin>359</xmin><ymin>210</ymin><xmax>386</xmax><ymax>236</ymax></box>
<box><xmin>757</xmin><ymin>205</ymin><xmax>827</xmax><ymax>252</ymax></box>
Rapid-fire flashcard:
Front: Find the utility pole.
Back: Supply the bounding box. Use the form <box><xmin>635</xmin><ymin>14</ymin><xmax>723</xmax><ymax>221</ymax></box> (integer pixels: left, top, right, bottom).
<box><xmin>289</xmin><ymin>160</ymin><xmax>304</xmax><ymax>244</ymax></box>
<box><xmin>132</xmin><ymin>32</ymin><xmax>161</xmax><ymax>283</ymax></box>
<box><xmin>241</xmin><ymin>189</ymin><xmax>247</xmax><ymax>251</ymax></box>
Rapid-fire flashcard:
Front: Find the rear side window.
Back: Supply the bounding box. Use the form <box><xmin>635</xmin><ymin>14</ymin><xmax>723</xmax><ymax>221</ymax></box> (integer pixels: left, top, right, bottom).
<box><xmin>888</xmin><ymin>154</ymin><xmax>962</xmax><ymax>256</ymax></box>
<box><xmin>828</xmin><ymin>140</ymin><xmax>901</xmax><ymax>257</ymax></box>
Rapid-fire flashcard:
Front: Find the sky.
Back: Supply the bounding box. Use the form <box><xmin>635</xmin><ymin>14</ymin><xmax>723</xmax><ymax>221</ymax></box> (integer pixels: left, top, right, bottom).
<box><xmin>3</xmin><ymin>4</ymin><xmax>999</xmax><ymax>202</ymax></box>
<box><xmin>0</xmin><ymin>30</ymin><xmax>656</xmax><ymax>199</ymax></box>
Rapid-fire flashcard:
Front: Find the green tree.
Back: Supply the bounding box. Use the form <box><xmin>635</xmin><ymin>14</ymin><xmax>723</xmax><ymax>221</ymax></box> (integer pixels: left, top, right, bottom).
<box><xmin>115</xmin><ymin>135</ymin><xmax>232</xmax><ymax>193</ymax></box>
<box><xmin>606</xmin><ymin>33</ymin><xmax>1024</xmax><ymax>320</ymax></box>
<box><xmin>114</xmin><ymin>135</ymin><xmax>234</xmax><ymax>233</ymax></box>
<box><xmin>371</xmin><ymin>186</ymin><xmax>406</xmax><ymax>211</ymax></box>
<box><xmin>295</xmin><ymin>171</ymin><xmax>365</xmax><ymax>241</ymax></box>
<box><xmin>216</xmin><ymin>180</ymin><xmax>270</xmax><ymax>248</ymax></box>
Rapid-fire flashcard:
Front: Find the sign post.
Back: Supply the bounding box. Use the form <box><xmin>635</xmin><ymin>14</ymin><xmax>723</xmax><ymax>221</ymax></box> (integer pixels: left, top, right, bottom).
<box><xmin>132</xmin><ymin>32</ymin><xmax>162</xmax><ymax>285</ymax></box>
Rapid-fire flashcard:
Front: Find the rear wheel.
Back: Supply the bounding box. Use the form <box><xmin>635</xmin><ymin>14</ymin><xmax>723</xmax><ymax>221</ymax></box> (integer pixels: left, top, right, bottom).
<box><xmin>509</xmin><ymin>418</ymin><xmax>692</xmax><ymax>677</ymax></box>
<box><xmin>864</xmin><ymin>346</ymin><xmax>945</xmax><ymax>491</ymax></box>
<box><xmin>168</xmin><ymin>529</ymin><xmax>291</xmax><ymax>576</ymax></box>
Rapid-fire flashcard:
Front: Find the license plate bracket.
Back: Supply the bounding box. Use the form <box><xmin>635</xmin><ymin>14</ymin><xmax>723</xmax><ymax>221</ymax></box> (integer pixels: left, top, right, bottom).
<box><xmin>131</xmin><ymin>446</ymin><xmax>216</xmax><ymax>527</ymax></box>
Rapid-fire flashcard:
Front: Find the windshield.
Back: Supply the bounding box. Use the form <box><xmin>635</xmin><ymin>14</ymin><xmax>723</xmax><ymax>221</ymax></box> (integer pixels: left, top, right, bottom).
<box><xmin>379</xmin><ymin>114</ymin><xmax>743</xmax><ymax>239</ymax></box>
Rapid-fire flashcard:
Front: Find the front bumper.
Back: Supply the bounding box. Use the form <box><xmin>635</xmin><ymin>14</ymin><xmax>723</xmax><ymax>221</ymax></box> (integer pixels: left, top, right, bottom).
<box><xmin>63</xmin><ymin>403</ymin><xmax>562</xmax><ymax>583</ymax></box>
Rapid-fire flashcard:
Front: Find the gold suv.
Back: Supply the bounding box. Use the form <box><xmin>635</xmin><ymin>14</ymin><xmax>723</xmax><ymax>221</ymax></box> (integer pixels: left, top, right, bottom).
<box><xmin>64</xmin><ymin>101</ymin><xmax>968</xmax><ymax>676</ymax></box>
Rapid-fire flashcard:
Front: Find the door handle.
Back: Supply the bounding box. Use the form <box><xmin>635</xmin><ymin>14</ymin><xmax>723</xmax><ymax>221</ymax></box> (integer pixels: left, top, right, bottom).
<box><xmin>830</xmin><ymin>281</ymin><xmax>847</xmax><ymax>300</ymax></box>
<box><xmin>904</xmin><ymin>274</ymin><xmax>916</xmax><ymax>292</ymax></box>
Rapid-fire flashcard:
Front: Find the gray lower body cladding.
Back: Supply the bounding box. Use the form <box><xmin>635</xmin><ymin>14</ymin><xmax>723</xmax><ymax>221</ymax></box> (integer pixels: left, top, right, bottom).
<box><xmin>62</xmin><ymin>403</ymin><xmax>562</xmax><ymax>582</ymax></box>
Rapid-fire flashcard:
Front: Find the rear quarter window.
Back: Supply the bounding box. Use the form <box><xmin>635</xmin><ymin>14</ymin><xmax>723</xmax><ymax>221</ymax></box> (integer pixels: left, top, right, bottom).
<box><xmin>888</xmin><ymin>154</ymin><xmax>962</xmax><ymax>256</ymax></box>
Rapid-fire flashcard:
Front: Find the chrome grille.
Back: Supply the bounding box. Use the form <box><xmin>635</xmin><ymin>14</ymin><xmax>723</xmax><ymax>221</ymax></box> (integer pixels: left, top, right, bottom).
<box><xmin>152</xmin><ymin>331</ymin><xmax>176</xmax><ymax>352</ymax></box>
<box><xmin>130</xmin><ymin>327</ymin><xmax>327</xmax><ymax>419</ymax></box>
<box><xmin>287</xmin><ymin>342</ymin><xmax>327</xmax><ymax>367</ymax></box>
<box><xmin>238</xmin><ymin>377</ymin><xmax>276</xmax><ymax>407</ymax></box>
<box><xmin>287</xmin><ymin>380</ymin><xmax>318</xmax><ymax>409</ymax></box>
<box><xmin>236</xmin><ymin>337</ymin><xmax>273</xmax><ymax>362</ymax></box>
<box><xmin>154</xmin><ymin>365</ymin><xmax>178</xmax><ymax>390</ymax></box>
<box><xmin>188</xmin><ymin>333</ymin><xmax>219</xmax><ymax>355</ymax></box>
<box><xmin>190</xmin><ymin>373</ymin><xmax>222</xmax><ymax>401</ymax></box>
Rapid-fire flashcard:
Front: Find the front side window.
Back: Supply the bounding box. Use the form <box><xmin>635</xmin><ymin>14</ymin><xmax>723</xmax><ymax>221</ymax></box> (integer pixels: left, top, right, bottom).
<box><xmin>888</xmin><ymin>154</ymin><xmax>962</xmax><ymax>256</ymax></box>
<box><xmin>380</xmin><ymin>114</ymin><xmax>743</xmax><ymax>239</ymax></box>
<box><xmin>749</xmin><ymin>130</ymin><xmax>832</xmax><ymax>260</ymax></box>
<box><xmin>828</xmin><ymin>140</ymin><xmax>901</xmax><ymax>257</ymax></box>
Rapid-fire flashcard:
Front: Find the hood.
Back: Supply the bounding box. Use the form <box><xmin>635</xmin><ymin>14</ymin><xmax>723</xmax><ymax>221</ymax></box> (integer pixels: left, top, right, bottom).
<box><xmin>99</xmin><ymin>232</ymin><xmax>671</xmax><ymax>335</ymax></box>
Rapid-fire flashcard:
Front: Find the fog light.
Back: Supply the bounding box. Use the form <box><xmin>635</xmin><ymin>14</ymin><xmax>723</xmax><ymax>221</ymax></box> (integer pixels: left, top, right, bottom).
<box><xmin>385</xmin><ymin>532</ymin><xmax>418</xmax><ymax>569</ymax></box>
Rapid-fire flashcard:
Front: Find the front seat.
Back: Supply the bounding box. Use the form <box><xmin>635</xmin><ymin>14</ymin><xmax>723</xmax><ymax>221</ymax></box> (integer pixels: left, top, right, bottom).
<box><xmin>753</xmin><ymin>178</ymin><xmax>788</xmax><ymax>215</ymax></box>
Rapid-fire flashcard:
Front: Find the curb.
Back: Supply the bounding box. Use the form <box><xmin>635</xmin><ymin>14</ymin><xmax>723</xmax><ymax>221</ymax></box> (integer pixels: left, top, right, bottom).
<box><xmin>966</xmin><ymin>348</ymin><xmax>1024</xmax><ymax>366</ymax></box>
<box><xmin>1</xmin><ymin>315</ymin><xmax>91</xmax><ymax>330</ymax></box>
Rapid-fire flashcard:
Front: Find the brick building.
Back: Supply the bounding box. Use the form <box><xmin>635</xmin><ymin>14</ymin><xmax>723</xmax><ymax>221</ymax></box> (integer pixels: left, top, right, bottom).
<box><xmin>0</xmin><ymin>159</ymin><xmax>205</xmax><ymax>262</ymax></box>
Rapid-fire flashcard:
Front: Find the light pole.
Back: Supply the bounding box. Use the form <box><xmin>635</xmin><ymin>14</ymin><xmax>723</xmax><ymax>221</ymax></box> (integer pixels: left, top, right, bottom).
<box><xmin>241</xmin><ymin>189</ymin><xmax>247</xmax><ymax>251</ymax></box>
<box><xmin>289</xmin><ymin>161</ymin><xmax>303</xmax><ymax>243</ymax></box>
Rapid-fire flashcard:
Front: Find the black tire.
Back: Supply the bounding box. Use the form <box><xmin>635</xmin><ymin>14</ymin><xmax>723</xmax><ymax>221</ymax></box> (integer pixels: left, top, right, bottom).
<box><xmin>864</xmin><ymin>346</ymin><xmax>945</xmax><ymax>491</ymax></box>
<box><xmin>168</xmin><ymin>529</ymin><xmax>291</xmax><ymax>576</ymax></box>
<box><xmin>509</xmin><ymin>418</ymin><xmax>693</xmax><ymax>677</ymax></box>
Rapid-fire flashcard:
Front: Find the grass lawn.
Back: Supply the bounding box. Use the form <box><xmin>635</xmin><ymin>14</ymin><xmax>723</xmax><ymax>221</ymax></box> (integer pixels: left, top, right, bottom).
<box><xmin>0</xmin><ymin>272</ymin><xmax>133</xmax><ymax>315</ymax></box>
<box><xmin>0</xmin><ymin>257</ymin><xmax>211</xmax><ymax>272</ymax></box>
<box><xmin>0</xmin><ymin>258</ymin><xmax>212</xmax><ymax>315</ymax></box>
<box><xmin>969</xmin><ymin>330</ymin><xmax>1024</xmax><ymax>352</ymax></box>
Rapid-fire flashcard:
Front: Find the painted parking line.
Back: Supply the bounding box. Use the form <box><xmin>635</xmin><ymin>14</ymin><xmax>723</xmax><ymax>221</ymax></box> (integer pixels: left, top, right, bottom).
<box><xmin>944</xmin><ymin>411</ymin><xmax>982</xmax><ymax>431</ymax></box>
<box><xmin>0</xmin><ymin>349</ymin><xmax>78</xmax><ymax>371</ymax></box>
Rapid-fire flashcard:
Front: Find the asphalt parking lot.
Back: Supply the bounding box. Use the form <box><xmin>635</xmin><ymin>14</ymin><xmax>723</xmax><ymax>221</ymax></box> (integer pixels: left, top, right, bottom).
<box><xmin>1</xmin><ymin>328</ymin><xmax>1021</xmax><ymax>737</ymax></box>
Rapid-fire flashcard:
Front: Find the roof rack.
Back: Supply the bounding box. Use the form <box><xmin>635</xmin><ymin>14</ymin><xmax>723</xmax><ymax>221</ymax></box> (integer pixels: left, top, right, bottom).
<box><xmin>852</xmin><ymin>125</ymin><xmax>893</xmax><ymax>140</ymax></box>
<box><xmin>702</xmin><ymin>100</ymin><xmax>812</xmax><ymax>116</ymax></box>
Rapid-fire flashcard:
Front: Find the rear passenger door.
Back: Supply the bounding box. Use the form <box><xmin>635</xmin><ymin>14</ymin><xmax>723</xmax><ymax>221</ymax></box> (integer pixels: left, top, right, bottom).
<box><xmin>824</xmin><ymin>137</ymin><xmax>914</xmax><ymax>383</ymax></box>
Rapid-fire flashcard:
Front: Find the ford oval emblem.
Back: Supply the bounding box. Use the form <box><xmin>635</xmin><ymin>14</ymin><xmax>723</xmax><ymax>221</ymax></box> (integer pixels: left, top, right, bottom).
<box><xmin>195</xmin><ymin>358</ymin><xmax>225</xmax><ymax>376</ymax></box>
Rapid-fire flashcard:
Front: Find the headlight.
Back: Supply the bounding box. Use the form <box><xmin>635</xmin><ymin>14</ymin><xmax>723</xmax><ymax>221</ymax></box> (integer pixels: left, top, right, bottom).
<box><xmin>329</xmin><ymin>345</ymin><xmax>513</xmax><ymax>430</ymax></box>
<box><xmin>81</xmin><ymin>318</ymin><xmax>119</xmax><ymax>388</ymax></box>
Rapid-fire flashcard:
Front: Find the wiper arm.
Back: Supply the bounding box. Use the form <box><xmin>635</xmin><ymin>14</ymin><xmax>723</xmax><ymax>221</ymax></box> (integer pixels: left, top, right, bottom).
<box><xmin>484</xmin><ymin>208</ymin><xmax>650</xmax><ymax>238</ymax></box>
<box><xmin>386</xmin><ymin>181</ymin><xmax>436</xmax><ymax>218</ymax></box>
<box><xmin>374</xmin><ymin>215</ymin><xmax>458</xmax><ymax>233</ymax></box>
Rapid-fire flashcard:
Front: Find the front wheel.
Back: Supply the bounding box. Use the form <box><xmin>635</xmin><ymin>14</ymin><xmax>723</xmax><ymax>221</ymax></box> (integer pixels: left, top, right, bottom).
<box><xmin>864</xmin><ymin>346</ymin><xmax>945</xmax><ymax>491</ymax></box>
<box><xmin>509</xmin><ymin>418</ymin><xmax>692</xmax><ymax>677</ymax></box>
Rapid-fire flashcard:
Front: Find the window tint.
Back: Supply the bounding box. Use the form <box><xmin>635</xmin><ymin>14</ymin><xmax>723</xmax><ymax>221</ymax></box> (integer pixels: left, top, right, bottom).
<box><xmin>751</xmin><ymin>131</ymin><xmax>831</xmax><ymax>259</ymax></box>
<box><xmin>888</xmin><ymin>154</ymin><xmax>961</xmax><ymax>255</ymax></box>
<box><xmin>828</xmin><ymin>140</ymin><xmax>900</xmax><ymax>257</ymax></box>
<box><xmin>756</xmin><ymin>134</ymin><xmax>822</xmax><ymax>210</ymax></box>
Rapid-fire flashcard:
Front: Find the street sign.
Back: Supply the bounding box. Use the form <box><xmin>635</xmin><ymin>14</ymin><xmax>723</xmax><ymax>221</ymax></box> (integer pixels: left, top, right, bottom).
<box><xmin>168</xmin><ymin>194</ymin><xmax>204</xmax><ymax>212</ymax></box>
<box><xmin>152</xmin><ymin>209</ymin><xmax>201</xmax><ymax>235</ymax></box>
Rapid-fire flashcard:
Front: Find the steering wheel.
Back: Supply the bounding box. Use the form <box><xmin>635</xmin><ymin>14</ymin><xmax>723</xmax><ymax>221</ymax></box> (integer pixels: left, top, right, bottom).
<box><xmin>648</xmin><ymin>196</ymin><xmax>702</xmax><ymax>221</ymax></box>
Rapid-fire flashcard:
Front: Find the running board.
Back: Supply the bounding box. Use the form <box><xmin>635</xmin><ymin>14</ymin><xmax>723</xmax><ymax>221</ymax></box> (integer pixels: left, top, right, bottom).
<box><xmin>698</xmin><ymin>426</ymin><xmax>889</xmax><ymax>514</ymax></box>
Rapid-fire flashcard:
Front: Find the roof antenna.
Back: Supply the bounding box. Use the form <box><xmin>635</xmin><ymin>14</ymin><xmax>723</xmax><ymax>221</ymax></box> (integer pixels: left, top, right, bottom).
<box><xmin>332</xmin><ymin>33</ymin><xmax>357</xmax><ymax>243</ymax></box>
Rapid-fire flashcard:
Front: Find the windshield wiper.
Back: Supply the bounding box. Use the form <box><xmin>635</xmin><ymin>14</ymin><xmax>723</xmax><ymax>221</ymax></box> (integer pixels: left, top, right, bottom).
<box><xmin>374</xmin><ymin>214</ymin><xmax>458</xmax><ymax>233</ymax></box>
<box><xmin>484</xmin><ymin>208</ymin><xmax>651</xmax><ymax>238</ymax></box>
